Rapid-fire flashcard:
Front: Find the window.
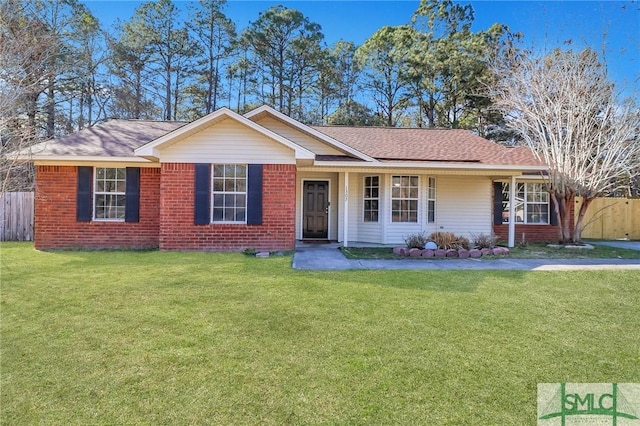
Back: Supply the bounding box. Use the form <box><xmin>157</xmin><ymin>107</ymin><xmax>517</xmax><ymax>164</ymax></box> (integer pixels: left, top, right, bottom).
<box><xmin>94</xmin><ymin>167</ymin><xmax>126</xmax><ymax>220</ymax></box>
<box><xmin>391</xmin><ymin>175</ymin><xmax>419</xmax><ymax>222</ymax></box>
<box><xmin>363</xmin><ymin>176</ymin><xmax>379</xmax><ymax>222</ymax></box>
<box><xmin>212</xmin><ymin>164</ymin><xmax>247</xmax><ymax>223</ymax></box>
<box><xmin>502</xmin><ymin>182</ymin><xmax>549</xmax><ymax>224</ymax></box>
<box><xmin>427</xmin><ymin>177</ymin><xmax>436</xmax><ymax>223</ymax></box>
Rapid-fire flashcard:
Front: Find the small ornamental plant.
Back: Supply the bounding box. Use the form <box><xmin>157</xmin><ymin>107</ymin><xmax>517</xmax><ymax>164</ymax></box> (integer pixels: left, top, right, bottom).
<box><xmin>428</xmin><ymin>232</ymin><xmax>457</xmax><ymax>250</ymax></box>
<box><xmin>471</xmin><ymin>233</ymin><xmax>498</xmax><ymax>249</ymax></box>
<box><xmin>403</xmin><ymin>232</ymin><xmax>430</xmax><ymax>250</ymax></box>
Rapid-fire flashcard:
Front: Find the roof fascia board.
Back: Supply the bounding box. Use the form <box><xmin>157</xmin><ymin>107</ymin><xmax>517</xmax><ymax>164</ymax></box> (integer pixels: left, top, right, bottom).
<box><xmin>310</xmin><ymin>160</ymin><xmax>548</xmax><ymax>172</ymax></box>
<box><xmin>33</xmin><ymin>158</ymin><xmax>160</xmax><ymax>167</ymax></box>
<box><xmin>23</xmin><ymin>155</ymin><xmax>155</xmax><ymax>163</ymax></box>
<box><xmin>244</xmin><ymin>105</ymin><xmax>378</xmax><ymax>163</ymax></box>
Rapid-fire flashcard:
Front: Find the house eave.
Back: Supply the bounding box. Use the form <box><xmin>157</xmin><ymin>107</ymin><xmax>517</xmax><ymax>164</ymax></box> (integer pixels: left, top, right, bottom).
<box><xmin>31</xmin><ymin>156</ymin><xmax>159</xmax><ymax>167</ymax></box>
<box><xmin>308</xmin><ymin>160</ymin><xmax>548</xmax><ymax>173</ymax></box>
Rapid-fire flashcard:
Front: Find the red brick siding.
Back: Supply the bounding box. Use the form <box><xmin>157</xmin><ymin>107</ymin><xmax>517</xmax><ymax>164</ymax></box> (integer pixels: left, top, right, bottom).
<box><xmin>493</xmin><ymin>224</ymin><xmax>560</xmax><ymax>244</ymax></box>
<box><xmin>34</xmin><ymin>165</ymin><xmax>160</xmax><ymax>249</ymax></box>
<box><xmin>159</xmin><ymin>163</ymin><xmax>296</xmax><ymax>251</ymax></box>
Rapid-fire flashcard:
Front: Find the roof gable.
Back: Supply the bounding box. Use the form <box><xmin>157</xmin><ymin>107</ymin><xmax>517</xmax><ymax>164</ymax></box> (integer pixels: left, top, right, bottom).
<box><xmin>244</xmin><ymin>105</ymin><xmax>376</xmax><ymax>162</ymax></box>
<box><xmin>135</xmin><ymin>107</ymin><xmax>314</xmax><ymax>161</ymax></box>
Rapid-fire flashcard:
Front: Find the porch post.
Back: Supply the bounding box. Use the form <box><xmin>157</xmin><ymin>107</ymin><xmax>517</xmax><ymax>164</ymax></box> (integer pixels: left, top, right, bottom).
<box><xmin>343</xmin><ymin>172</ymin><xmax>349</xmax><ymax>247</ymax></box>
<box><xmin>508</xmin><ymin>175</ymin><xmax>516</xmax><ymax>248</ymax></box>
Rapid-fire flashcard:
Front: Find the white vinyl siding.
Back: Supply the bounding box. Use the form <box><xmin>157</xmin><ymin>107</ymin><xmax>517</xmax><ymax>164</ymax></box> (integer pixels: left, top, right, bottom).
<box><xmin>161</xmin><ymin>118</ymin><xmax>295</xmax><ymax>163</ymax></box>
<box><xmin>256</xmin><ymin>116</ymin><xmax>345</xmax><ymax>156</ymax></box>
<box><xmin>345</xmin><ymin>174</ymin><xmax>383</xmax><ymax>243</ymax></box>
<box><xmin>436</xmin><ymin>176</ymin><xmax>492</xmax><ymax>239</ymax></box>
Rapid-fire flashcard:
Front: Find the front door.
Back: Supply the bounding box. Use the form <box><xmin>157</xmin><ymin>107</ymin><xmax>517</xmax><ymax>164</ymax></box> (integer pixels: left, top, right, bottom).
<box><xmin>303</xmin><ymin>180</ymin><xmax>329</xmax><ymax>239</ymax></box>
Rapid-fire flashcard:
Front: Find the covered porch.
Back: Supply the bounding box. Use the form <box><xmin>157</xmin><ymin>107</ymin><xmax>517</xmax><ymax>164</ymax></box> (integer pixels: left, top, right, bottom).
<box><xmin>296</xmin><ymin>167</ymin><xmax>522</xmax><ymax>248</ymax></box>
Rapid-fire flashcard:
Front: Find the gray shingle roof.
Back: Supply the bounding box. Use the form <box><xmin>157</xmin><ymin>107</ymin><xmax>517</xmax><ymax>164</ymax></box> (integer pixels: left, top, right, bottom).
<box><xmin>311</xmin><ymin>126</ymin><xmax>543</xmax><ymax>166</ymax></box>
<box><xmin>26</xmin><ymin>116</ymin><xmax>542</xmax><ymax>168</ymax></box>
<box><xmin>29</xmin><ymin>119</ymin><xmax>186</xmax><ymax>157</ymax></box>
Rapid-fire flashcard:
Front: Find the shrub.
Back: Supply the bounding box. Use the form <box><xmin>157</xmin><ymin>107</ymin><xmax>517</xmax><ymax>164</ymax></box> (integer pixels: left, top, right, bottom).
<box><xmin>471</xmin><ymin>233</ymin><xmax>498</xmax><ymax>249</ymax></box>
<box><xmin>404</xmin><ymin>232</ymin><xmax>430</xmax><ymax>250</ymax></box>
<box><xmin>429</xmin><ymin>232</ymin><xmax>457</xmax><ymax>250</ymax></box>
<box><xmin>455</xmin><ymin>236</ymin><xmax>470</xmax><ymax>250</ymax></box>
<box><xmin>429</xmin><ymin>232</ymin><xmax>471</xmax><ymax>250</ymax></box>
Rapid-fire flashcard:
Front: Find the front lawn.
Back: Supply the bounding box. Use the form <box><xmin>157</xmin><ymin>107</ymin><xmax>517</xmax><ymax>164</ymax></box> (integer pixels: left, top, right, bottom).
<box><xmin>2</xmin><ymin>242</ymin><xmax>639</xmax><ymax>424</ymax></box>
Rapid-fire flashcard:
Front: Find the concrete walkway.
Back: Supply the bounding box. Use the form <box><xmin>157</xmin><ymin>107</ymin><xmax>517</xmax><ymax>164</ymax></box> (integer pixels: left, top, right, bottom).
<box><xmin>292</xmin><ymin>242</ymin><xmax>640</xmax><ymax>271</ymax></box>
<box><xmin>590</xmin><ymin>240</ymin><xmax>640</xmax><ymax>251</ymax></box>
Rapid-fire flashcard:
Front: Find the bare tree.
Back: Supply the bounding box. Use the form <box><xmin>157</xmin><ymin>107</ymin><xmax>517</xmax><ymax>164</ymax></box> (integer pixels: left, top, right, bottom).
<box><xmin>491</xmin><ymin>48</ymin><xmax>640</xmax><ymax>243</ymax></box>
<box><xmin>0</xmin><ymin>0</ymin><xmax>55</xmax><ymax>192</ymax></box>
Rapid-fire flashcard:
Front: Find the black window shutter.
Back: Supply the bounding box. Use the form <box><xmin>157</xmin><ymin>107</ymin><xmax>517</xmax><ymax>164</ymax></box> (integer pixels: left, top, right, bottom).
<box><xmin>493</xmin><ymin>182</ymin><xmax>504</xmax><ymax>225</ymax></box>
<box><xmin>125</xmin><ymin>167</ymin><xmax>140</xmax><ymax>222</ymax></box>
<box><xmin>194</xmin><ymin>163</ymin><xmax>211</xmax><ymax>225</ymax></box>
<box><xmin>77</xmin><ymin>166</ymin><xmax>92</xmax><ymax>222</ymax></box>
<box><xmin>247</xmin><ymin>164</ymin><xmax>263</xmax><ymax>225</ymax></box>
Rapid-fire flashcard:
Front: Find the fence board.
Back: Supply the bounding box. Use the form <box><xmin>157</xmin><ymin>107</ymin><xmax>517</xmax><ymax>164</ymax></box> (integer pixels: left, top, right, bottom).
<box><xmin>576</xmin><ymin>197</ymin><xmax>640</xmax><ymax>240</ymax></box>
<box><xmin>1</xmin><ymin>192</ymin><xmax>34</xmax><ymax>241</ymax></box>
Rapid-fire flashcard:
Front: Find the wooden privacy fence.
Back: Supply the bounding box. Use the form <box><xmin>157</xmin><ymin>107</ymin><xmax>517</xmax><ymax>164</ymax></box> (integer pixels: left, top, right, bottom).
<box><xmin>576</xmin><ymin>196</ymin><xmax>640</xmax><ymax>240</ymax></box>
<box><xmin>1</xmin><ymin>192</ymin><xmax>34</xmax><ymax>241</ymax></box>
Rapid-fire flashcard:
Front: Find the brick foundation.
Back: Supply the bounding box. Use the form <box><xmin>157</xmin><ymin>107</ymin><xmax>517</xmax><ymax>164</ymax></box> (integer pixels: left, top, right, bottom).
<box><xmin>34</xmin><ymin>165</ymin><xmax>161</xmax><ymax>250</ymax></box>
<box><xmin>493</xmin><ymin>224</ymin><xmax>561</xmax><ymax>244</ymax></box>
<box><xmin>158</xmin><ymin>163</ymin><xmax>296</xmax><ymax>251</ymax></box>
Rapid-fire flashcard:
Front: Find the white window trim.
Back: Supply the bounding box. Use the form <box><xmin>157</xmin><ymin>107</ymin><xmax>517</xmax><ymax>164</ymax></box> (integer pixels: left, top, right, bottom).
<box><xmin>211</xmin><ymin>164</ymin><xmax>247</xmax><ymax>224</ymax></box>
<box><xmin>363</xmin><ymin>175</ymin><xmax>380</xmax><ymax>223</ymax></box>
<box><xmin>502</xmin><ymin>181</ymin><xmax>550</xmax><ymax>225</ymax></box>
<box><xmin>427</xmin><ymin>176</ymin><xmax>436</xmax><ymax>224</ymax></box>
<box><xmin>391</xmin><ymin>175</ymin><xmax>420</xmax><ymax>223</ymax></box>
<box><xmin>93</xmin><ymin>167</ymin><xmax>126</xmax><ymax>222</ymax></box>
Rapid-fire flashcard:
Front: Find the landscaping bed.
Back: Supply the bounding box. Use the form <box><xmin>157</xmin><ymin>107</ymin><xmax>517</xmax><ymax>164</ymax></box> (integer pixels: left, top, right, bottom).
<box><xmin>392</xmin><ymin>246</ymin><xmax>510</xmax><ymax>258</ymax></box>
<box><xmin>341</xmin><ymin>243</ymin><xmax>640</xmax><ymax>260</ymax></box>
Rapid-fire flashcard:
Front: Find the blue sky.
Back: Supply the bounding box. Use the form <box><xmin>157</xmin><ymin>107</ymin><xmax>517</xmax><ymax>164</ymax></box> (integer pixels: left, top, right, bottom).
<box><xmin>84</xmin><ymin>0</ymin><xmax>639</xmax><ymax>97</ymax></box>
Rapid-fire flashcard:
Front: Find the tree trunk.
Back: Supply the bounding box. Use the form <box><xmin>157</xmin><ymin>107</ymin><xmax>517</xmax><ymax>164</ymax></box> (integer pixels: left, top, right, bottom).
<box><xmin>46</xmin><ymin>78</ymin><xmax>55</xmax><ymax>138</ymax></box>
<box><xmin>25</xmin><ymin>92</ymin><xmax>39</xmax><ymax>142</ymax></box>
<box><xmin>560</xmin><ymin>195</ymin><xmax>572</xmax><ymax>243</ymax></box>
<box><xmin>551</xmin><ymin>190</ymin><xmax>573</xmax><ymax>244</ymax></box>
<box><xmin>572</xmin><ymin>196</ymin><xmax>594</xmax><ymax>244</ymax></box>
<box><xmin>134</xmin><ymin>70</ymin><xmax>142</xmax><ymax>119</ymax></box>
<box><xmin>165</xmin><ymin>66</ymin><xmax>172</xmax><ymax>120</ymax></box>
<box><xmin>212</xmin><ymin>56</ymin><xmax>220</xmax><ymax>112</ymax></box>
<box><xmin>88</xmin><ymin>75</ymin><xmax>94</xmax><ymax>126</ymax></box>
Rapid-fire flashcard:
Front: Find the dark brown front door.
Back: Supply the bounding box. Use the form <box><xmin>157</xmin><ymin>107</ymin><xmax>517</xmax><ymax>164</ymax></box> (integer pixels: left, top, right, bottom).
<box><xmin>303</xmin><ymin>181</ymin><xmax>329</xmax><ymax>239</ymax></box>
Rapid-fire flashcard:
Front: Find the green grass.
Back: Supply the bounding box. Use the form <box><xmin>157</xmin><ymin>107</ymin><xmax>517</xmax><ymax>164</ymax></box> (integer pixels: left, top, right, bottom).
<box><xmin>341</xmin><ymin>243</ymin><xmax>640</xmax><ymax>260</ymax></box>
<box><xmin>2</xmin><ymin>242</ymin><xmax>639</xmax><ymax>425</ymax></box>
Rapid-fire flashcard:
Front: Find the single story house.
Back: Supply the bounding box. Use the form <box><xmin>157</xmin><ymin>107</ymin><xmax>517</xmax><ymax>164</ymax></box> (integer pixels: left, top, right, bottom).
<box><xmin>22</xmin><ymin>105</ymin><xmax>567</xmax><ymax>251</ymax></box>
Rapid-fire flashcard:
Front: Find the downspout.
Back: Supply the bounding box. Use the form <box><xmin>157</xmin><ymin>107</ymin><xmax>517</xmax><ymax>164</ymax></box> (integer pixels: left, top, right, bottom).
<box><xmin>508</xmin><ymin>175</ymin><xmax>516</xmax><ymax>248</ymax></box>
